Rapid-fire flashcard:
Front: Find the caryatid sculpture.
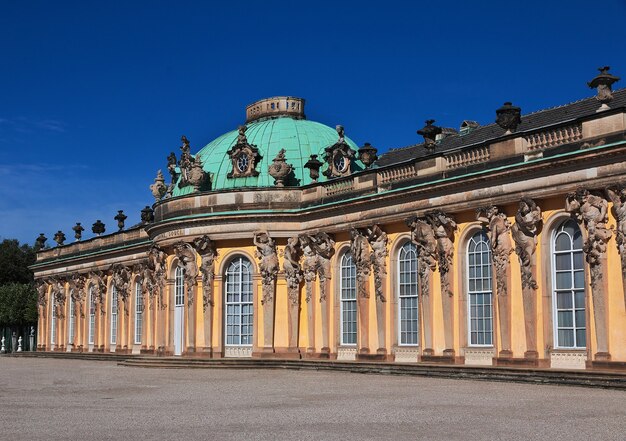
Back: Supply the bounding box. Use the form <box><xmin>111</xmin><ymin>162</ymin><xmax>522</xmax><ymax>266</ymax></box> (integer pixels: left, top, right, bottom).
<box><xmin>511</xmin><ymin>198</ymin><xmax>542</xmax><ymax>358</ymax></box>
<box><xmin>566</xmin><ymin>188</ymin><xmax>612</xmax><ymax>359</ymax></box>
<box><xmin>174</xmin><ymin>241</ymin><xmax>199</xmax><ymax>352</ymax></box>
<box><xmin>283</xmin><ymin>236</ymin><xmax>302</xmax><ymax>353</ymax></box>
<box><xmin>298</xmin><ymin>232</ymin><xmax>335</xmax><ymax>355</ymax></box>
<box><xmin>350</xmin><ymin>228</ymin><xmax>372</xmax><ymax>354</ymax></box>
<box><xmin>406</xmin><ymin>216</ymin><xmax>437</xmax><ymax>355</ymax></box>
<box><xmin>87</xmin><ymin>269</ymin><xmax>107</xmax><ymax>351</ymax></box>
<box><xmin>606</xmin><ymin>185</ymin><xmax>626</xmax><ymax>308</ymax></box>
<box><xmin>109</xmin><ymin>263</ymin><xmax>131</xmax><ymax>315</ymax></box>
<box><xmin>365</xmin><ymin>224</ymin><xmax>389</xmax><ymax>356</ymax></box>
<box><xmin>254</xmin><ymin>230</ymin><xmax>279</xmax><ymax>352</ymax></box>
<box><xmin>192</xmin><ymin>235</ymin><xmax>218</xmax><ymax>353</ymax></box>
<box><xmin>477</xmin><ymin>206</ymin><xmax>513</xmax><ymax>357</ymax></box>
<box><xmin>69</xmin><ymin>273</ymin><xmax>87</xmax><ymax>319</ymax></box>
<box><xmin>147</xmin><ymin>244</ymin><xmax>168</xmax><ymax>353</ymax></box>
<box><xmin>51</xmin><ymin>277</ymin><xmax>67</xmax><ymax>319</ymax></box>
<box><xmin>428</xmin><ymin>211</ymin><xmax>457</xmax><ymax>357</ymax></box>
<box><xmin>35</xmin><ymin>279</ymin><xmax>50</xmax><ymax>349</ymax></box>
<box><xmin>147</xmin><ymin>244</ymin><xmax>168</xmax><ymax>310</ymax></box>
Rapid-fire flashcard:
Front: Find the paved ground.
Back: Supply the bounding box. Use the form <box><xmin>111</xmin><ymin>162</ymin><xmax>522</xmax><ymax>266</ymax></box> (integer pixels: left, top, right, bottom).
<box><xmin>1</xmin><ymin>358</ymin><xmax>626</xmax><ymax>441</ymax></box>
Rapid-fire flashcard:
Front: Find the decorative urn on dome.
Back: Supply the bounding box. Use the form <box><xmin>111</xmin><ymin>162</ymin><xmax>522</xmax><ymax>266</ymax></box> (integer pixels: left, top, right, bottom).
<box><xmin>304</xmin><ymin>155</ymin><xmax>323</xmax><ymax>183</ymax></box>
<box><xmin>150</xmin><ymin>170</ymin><xmax>167</xmax><ymax>201</ymax></box>
<box><xmin>268</xmin><ymin>149</ymin><xmax>293</xmax><ymax>187</ymax></box>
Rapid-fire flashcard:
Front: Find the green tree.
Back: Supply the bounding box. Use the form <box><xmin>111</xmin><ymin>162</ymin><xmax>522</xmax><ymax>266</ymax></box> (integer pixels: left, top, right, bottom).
<box><xmin>0</xmin><ymin>239</ymin><xmax>36</xmax><ymax>285</ymax></box>
<box><xmin>0</xmin><ymin>239</ymin><xmax>37</xmax><ymax>327</ymax></box>
<box><xmin>0</xmin><ymin>283</ymin><xmax>37</xmax><ymax>326</ymax></box>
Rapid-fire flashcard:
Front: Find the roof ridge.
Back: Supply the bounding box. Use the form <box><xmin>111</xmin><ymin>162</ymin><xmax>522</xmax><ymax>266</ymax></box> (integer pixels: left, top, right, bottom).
<box><xmin>382</xmin><ymin>87</ymin><xmax>626</xmax><ymax>156</ymax></box>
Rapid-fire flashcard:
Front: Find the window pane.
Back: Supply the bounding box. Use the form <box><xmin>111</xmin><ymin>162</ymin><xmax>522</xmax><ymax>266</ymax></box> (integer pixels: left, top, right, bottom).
<box><xmin>555</xmin><ymin>253</ymin><xmax>571</xmax><ymax>271</ymax></box>
<box><xmin>555</xmin><ymin>272</ymin><xmax>571</xmax><ymax>290</ymax></box>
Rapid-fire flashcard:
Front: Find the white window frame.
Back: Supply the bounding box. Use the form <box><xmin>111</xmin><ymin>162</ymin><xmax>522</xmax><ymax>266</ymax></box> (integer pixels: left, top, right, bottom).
<box><xmin>340</xmin><ymin>253</ymin><xmax>357</xmax><ymax>346</ymax></box>
<box><xmin>88</xmin><ymin>286</ymin><xmax>95</xmax><ymax>345</ymax></box>
<box><xmin>68</xmin><ymin>290</ymin><xmax>75</xmax><ymax>346</ymax></box>
<box><xmin>134</xmin><ymin>281</ymin><xmax>143</xmax><ymax>345</ymax></box>
<box><xmin>224</xmin><ymin>257</ymin><xmax>253</xmax><ymax>347</ymax></box>
<box><xmin>50</xmin><ymin>295</ymin><xmax>56</xmax><ymax>346</ymax></box>
<box><xmin>110</xmin><ymin>286</ymin><xmax>117</xmax><ymax>345</ymax></box>
<box><xmin>551</xmin><ymin>219</ymin><xmax>586</xmax><ymax>349</ymax></box>
<box><xmin>397</xmin><ymin>242</ymin><xmax>419</xmax><ymax>346</ymax></box>
<box><xmin>467</xmin><ymin>231</ymin><xmax>494</xmax><ymax>347</ymax></box>
<box><xmin>175</xmin><ymin>267</ymin><xmax>184</xmax><ymax>307</ymax></box>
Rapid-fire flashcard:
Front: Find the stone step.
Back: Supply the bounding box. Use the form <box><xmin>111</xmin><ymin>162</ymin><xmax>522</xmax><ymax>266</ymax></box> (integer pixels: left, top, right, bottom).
<box><xmin>118</xmin><ymin>357</ymin><xmax>626</xmax><ymax>389</ymax></box>
<box><xmin>9</xmin><ymin>352</ymin><xmax>626</xmax><ymax>389</ymax></box>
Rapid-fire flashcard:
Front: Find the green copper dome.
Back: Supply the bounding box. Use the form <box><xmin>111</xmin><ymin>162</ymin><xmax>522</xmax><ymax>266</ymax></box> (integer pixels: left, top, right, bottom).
<box><xmin>172</xmin><ymin>98</ymin><xmax>362</xmax><ymax>196</ymax></box>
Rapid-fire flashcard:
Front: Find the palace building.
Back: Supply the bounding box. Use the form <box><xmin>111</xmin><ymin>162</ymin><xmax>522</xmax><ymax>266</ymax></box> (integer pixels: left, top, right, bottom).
<box><xmin>31</xmin><ymin>68</ymin><xmax>626</xmax><ymax>370</ymax></box>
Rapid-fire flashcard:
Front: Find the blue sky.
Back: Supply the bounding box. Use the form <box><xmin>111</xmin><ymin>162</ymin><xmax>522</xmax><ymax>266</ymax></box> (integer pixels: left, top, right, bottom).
<box><xmin>1</xmin><ymin>1</ymin><xmax>625</xmax><ymax>245</ymax></box>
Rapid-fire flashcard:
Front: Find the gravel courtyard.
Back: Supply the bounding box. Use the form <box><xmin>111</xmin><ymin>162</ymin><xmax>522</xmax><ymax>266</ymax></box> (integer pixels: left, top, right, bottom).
<box><xmin>1</xmin><ymin>358</ymin><xmax>625</xmax><ymax>441</ymax></box>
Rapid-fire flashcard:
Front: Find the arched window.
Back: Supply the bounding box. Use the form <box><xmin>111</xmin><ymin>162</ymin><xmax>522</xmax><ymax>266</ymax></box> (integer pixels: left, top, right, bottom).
<box><xmin>110</xmin><ymin>286</ymin><xmax>117</xmax><ymax>345</ymax></box>
<box><xmin>340</xmin><ymin>253</ymin><xmax>357</xmax><ymax>346</ymax></box>
<box><xmin>134</xmin><ymin>281</ymin><xmax>143</xmax><ymax>345</ymax></box>
<box><xmin>88</xmin><ymin>286</ymin><xmax>95</xmax><ymax>345</ymax></box>
<box><xmin>552</xmin><ymin>219</ymin><xmax>586</xmax><ymax>348</ymax></box>
<box><xmin>224</xmin><ymin>257</ymin><xmax>253</xmax><ymax>346</ymax></box>
<box><xmin>68</xmin><ymin>290</ymin><xmax>75</xmax><ymax>346</ymax></box>
<box><xmin>398</xmin><ymin>242</ymin><xmax>418</xmax><ymax>345</ymax></box>
<box><xmin>50</xmin><ymin>295</ymin><xmax>56</xmax><ymax>346</ymax></box>
<box><xmin>467</xmin><ymin>231</ymin><xmax>493</xmax><ymax>346</ymax></box>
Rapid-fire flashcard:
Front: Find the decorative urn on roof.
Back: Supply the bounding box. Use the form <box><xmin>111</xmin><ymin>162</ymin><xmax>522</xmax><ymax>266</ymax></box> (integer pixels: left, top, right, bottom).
<box><xmin>114</xmin><ymin>210</ymin><xmax>127</xmax><ymax>231</ymax></box>
<box><xmin>92</xmin><ymin>220</ymin><xmax>105</xmax><ymax>236</ymax></box>
<box><xmin>268</xmin><ymin>149</ymin><xmax>293</xmax><ymax>187</ymax></box>
<box><xmin>495</xmin><ymin>102</ymin><xmax>522</xmax><ymax>134</ymax></box>
<box><xmin>72</xmin><ymin>223</ymin><xmax>84</xmax><ymax>241</ymax></box>
<box><xmin>417</xmin><ymin>120</ymin><xmax>442</xmax><ymax>150</ymax></box>
<box><xmin>358</xmin><ymin>143</ymin><xmax>378</xmax><ymax>168</ymax></box>
<box><xmin>53</xmin><ymin>231</ymin><xmax>66</xmax><ymax>246</ymax></box>
<box><xmin>588</xmin><ymin>66</ymin><xmax>620</xmax><ymax>111</ymax></box>
<box><xmin>141</xmin><ymin>206</ymin><xmax>154</xmax><ymax>224</ymax></box>
<box><xmin>35</xmin><ymin>233</ymin><xmax>47</xmax><ymax>251</ymax></box>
